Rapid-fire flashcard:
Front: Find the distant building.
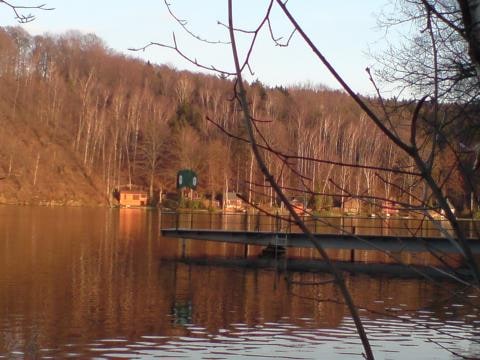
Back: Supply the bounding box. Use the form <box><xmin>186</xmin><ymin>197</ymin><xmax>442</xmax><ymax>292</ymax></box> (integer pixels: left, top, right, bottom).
<box><xmin>382</xmin><ymin>200</ymin><xmax>400</xmax><ymax>217</ymax></box>
<box><xmin>343</xmin><ymin>198</ymin><xmax>361</xmax><ymax>215</ymax></box>
<box><xmin>120</xmin><ymin>190</ymin><xmax>148</xmax><ymax>207</ymax></box>
<box><xmin>224</xmin><ymin>192</ymin><xmax>244</xmax><ymax>211</ymax></box>
<box><xmin>290</xmin><ymin>198</ymin><xmax>307</xmax><ymax>215</ymax></box>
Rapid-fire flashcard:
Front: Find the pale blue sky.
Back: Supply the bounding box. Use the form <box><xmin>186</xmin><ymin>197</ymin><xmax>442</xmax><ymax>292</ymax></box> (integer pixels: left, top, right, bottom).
<box><xmin>0</xmin><ymin>1</ymin><xmax>392</xmax><ymax>94</ymax></box>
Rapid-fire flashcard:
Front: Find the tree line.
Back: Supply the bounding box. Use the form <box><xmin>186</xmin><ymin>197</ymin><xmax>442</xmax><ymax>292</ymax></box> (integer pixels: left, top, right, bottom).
<box><xmin>0</xmin><ymin>26</ymin><xmax>472</xmax><ymax>213</ymax></box>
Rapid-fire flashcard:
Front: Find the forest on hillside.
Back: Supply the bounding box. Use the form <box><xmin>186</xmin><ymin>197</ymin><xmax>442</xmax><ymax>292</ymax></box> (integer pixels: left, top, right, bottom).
<box><xmin>0</xmin><ymin>26</ymin><xmax>470</xmax><ymax>212</ymax></box>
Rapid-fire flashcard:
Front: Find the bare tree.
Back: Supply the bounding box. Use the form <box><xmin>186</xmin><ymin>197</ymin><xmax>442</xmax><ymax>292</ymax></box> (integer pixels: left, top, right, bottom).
<box><xmin>136</xmin><ymin>96</ymin><xmax>172</xmax><ymax>201</ymax></box>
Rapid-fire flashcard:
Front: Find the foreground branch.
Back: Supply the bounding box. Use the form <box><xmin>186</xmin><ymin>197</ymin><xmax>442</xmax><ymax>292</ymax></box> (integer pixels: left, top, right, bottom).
<box><xmin>227</xmin><ymin>1</ymin><xmax>375</xmax><ymax>358</ymax></box>
<box><xmin>0</xmin><ymin>1</ymin><xmax>53</xmax><ymax>23</ymax></box>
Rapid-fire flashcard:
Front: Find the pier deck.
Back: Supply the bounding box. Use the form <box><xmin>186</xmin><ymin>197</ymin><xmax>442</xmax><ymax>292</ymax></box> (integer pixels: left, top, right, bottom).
<box><xmin>161</xmin><ymin>228</ymin><xmax>480</xmax><ymax>254</ymax></box>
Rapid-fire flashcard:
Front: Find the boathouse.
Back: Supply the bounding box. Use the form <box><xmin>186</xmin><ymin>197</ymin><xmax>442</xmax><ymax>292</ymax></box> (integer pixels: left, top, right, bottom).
<box><xmin>120</xmin><ymin>190</ymin><xmax>148</xmax><ymax>207</ymax></box>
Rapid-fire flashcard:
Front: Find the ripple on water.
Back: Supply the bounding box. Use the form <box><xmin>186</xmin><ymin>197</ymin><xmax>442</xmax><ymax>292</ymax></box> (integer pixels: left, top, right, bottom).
<box><xmin>247</xmin><ymin>328</ymin><xmax>287</xmax><ymax>336</ymax></box>
<box><xmin>186</xmin><ymin>326</ymin><xmax>206</xmax><ymax>331</ymax></box>
<box><xmin>102</xmin><ymin>353</ymin><xmax>133</xmax><ymax>359</ymax></box>
<box><xmin>297</xmin><ymin>317</ymin><xmax>312</xmax><ymax>321</ymax></box>
<box><xmin>211</xmin><ymin>335</ymin><xmax>246</xmax><ymax>343</ymax></box>
<box><xmin>385</xmin><ymin>307</ymin><xmax>403</xmax><ymax>312</ymax></box>
<box><xmin>277</xmin><ymin>324</ymin><xmax>301</xmax><ymax>330</ymax></box>
<box><xmin>272</xmin><ymin>333</ymin><xmax>317</xmax><ymax>344</ymax></box>
<box><xmin>175</xmin><ymin>336</ymin><xmax>210</xmax><ymax>343</ymax></box>
<box><xmin>140</xmin><ymin>335</ymin><xmax>168</xmax><ymax>340</ymax></box>
<box><xmin>417</xmin><ymin>309</ymin><xmax>435</xmax><ymax>314</ymax></box>
<box><xmin>126</xmin><ymin>344</ymin><xmax>153</xmax><ymax>350</ymax></box>
<box><xmin>98</xmin><ymin>338</ymin><xmax>128</xmax><ymax>343</ymax></box>
<box><xmin>287</xmin><ymin>331</ymin><xmax>323</xmax><ymax>342</ymax></box>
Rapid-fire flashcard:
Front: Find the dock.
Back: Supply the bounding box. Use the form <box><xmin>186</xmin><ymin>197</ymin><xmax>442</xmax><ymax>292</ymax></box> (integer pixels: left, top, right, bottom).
<box><xmin>161</xmin><ymin>228</ymin><xmax>480</xmax><ymax>254</ymax></box>
<box><xmin>160</xmin><ymin>212</ymin><xmax>480</xmax><ymax>254</ymax></box>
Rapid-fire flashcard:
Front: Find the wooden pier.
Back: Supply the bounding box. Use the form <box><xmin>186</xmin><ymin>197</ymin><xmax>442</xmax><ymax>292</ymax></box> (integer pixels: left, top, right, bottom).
<box><xmin>160</xmin><ymin>229</ymin><xmax>480</xmax><ymax>254</ymax></box>
<box><xmin>160</xmin><ymin>212</ymin><xmax>480</xmax><ymax>254</ymax></box>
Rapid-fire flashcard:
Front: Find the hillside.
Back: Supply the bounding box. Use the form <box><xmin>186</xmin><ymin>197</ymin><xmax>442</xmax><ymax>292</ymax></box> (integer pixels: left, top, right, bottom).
<box><xmin>0</xmin><ymin>77</ymin><xmax>105</xmax><ymax>205</ymax></box>
<box><xmin>0</xmin><ymin>26</ymin><xmax>471</xmax><ymax>212</ymax></box>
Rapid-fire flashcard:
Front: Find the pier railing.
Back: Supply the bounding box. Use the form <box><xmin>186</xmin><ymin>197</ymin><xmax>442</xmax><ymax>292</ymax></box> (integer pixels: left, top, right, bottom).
<box><xmin>160</xmin><ymin>211</ymin><xmax>480</xmax><ymax>239</ymax></box>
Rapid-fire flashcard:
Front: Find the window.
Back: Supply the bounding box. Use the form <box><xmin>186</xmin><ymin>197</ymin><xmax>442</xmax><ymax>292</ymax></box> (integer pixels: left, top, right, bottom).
<box><xmin>133</xmin><ymin>195</ymin><xmax>140</xmax><ymax>200</ymax></box>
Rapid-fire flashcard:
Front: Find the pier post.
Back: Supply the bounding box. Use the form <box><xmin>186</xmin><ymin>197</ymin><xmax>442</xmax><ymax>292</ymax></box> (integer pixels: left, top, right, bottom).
<box><xmin>350</xmin><ymin>226</ymin><xmax>356</xmax><ymax>262</ymax></box>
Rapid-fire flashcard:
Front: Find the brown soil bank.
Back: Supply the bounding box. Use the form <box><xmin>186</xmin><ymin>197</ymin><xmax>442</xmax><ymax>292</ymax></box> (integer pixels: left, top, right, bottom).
<box><xmin>0</xmin><ymin>115</ymin><xmax>107</xmax><ymax>206</ymax></box>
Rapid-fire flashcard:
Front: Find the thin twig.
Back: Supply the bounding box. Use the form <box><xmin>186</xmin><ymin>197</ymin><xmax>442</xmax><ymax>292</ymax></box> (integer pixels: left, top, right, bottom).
<box><xmin>0</xmin><ymin>0</ymin><xmax>53</xmax><ymax>23</ymax></box>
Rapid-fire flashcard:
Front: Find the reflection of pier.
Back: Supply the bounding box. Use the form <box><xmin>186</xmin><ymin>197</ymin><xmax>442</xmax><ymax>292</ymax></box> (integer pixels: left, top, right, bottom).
<box><xmin>160</xmin><ymin>212</ymin><xmax>480</xmax><ymax>254</ymax></box>
<box><xmin>176</xmin><ymin>257</ymin><xmax>466</xmax><ymax>278</ymax></box>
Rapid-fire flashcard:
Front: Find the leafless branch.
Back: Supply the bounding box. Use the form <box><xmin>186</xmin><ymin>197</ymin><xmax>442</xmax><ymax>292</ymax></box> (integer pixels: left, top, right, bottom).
<box><xmin>129</xmin><ymin>34</ymin><xmax>236</xmax><ymax>77</ymax></box>
<box><xmin>419</xmin><ymin>0</ymin><xmax>466</xmax><ymax>38</ymax></box>
<box><xmin>163</xmin><ymin>0</ymin><xmax>230</xmax><ymax>45</ymax></box>
<box><xmin>0</xmin><ymin>0</ymin><xmax>53</xmax><ymax>23</ymax></box>
<box><xmin>366</xmin><ymin>67</ymin><xmax>401</xmax><ymax>139</ymax></box>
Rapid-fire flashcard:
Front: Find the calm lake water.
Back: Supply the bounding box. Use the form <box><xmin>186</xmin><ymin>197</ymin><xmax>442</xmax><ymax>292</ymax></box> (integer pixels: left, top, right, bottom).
<box><xmin>0</xmin><ymin>206</ymin><xmax>479</xmax><ymax>359</ymax></box>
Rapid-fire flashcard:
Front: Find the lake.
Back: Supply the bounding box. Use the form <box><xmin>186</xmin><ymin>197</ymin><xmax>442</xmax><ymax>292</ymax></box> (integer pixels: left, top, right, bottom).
<box><xmin>0</xmin><ymin>207</ymin><xmax>479</xmax><ymax>359</ymax></box>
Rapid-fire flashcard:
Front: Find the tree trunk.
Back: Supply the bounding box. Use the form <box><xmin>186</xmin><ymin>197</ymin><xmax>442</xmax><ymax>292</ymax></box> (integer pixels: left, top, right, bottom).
<box><xmin>458</xmin><ymin>0</ymin><xmax>480</xmax><ymax>75</ymax></box>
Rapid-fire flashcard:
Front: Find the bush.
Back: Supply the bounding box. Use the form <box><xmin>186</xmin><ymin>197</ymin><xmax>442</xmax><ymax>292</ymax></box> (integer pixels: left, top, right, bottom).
<box><xmin>162</xmin><ymin>198</ymin><xmax>178</xmax><ymax>210</ymax></box>
<box><xmin>179</xmin><ymin>198</ymin><xmax>206</xmax><ymax>210</ymax></box>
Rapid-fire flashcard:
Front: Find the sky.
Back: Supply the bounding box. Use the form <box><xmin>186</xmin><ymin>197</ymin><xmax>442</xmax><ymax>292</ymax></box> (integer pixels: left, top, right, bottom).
<box><xmin>0</xmin><ymin>1</ymin><xmax>393</xmax><ymax>95</ymax></box>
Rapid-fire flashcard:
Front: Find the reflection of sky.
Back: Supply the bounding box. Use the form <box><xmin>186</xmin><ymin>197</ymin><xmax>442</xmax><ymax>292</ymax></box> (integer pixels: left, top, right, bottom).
<box><xmin>0</xmin><ymin>0</ymin><xmax>392</xmax><ymax>95</ymax></box>
<box><xmin>36</xmin><ymin>316</ymin><xmax>478</xmax><ymax>359</ymax></box>
<box><xmin>359</xmin><ymin>316</ymin><xmax>477</xmax><ymax>360</ymax></box>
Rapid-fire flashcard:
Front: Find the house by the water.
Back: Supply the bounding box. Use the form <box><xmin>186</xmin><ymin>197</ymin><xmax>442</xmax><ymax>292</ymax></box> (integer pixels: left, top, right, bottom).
<box><xmin>119</xmin><ymin>190</ymin><xmax>149</xmax><ymax>207</ymax></box>
<box><xmin>224</xmin><ymin>192</ymin><xmax>244</xmax><ymax>211</ymax></box>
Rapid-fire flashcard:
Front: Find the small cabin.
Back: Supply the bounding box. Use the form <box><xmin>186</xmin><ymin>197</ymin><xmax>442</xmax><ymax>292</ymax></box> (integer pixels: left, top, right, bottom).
<box><xmin>224</xmin><ymin>192</ymin><xmax>244</xmax><ymax>211</ymax></box>
<box><xmin>120</xmin><ymin>190</ymin><xmax>148</xmax><ymax>207</ymax></box>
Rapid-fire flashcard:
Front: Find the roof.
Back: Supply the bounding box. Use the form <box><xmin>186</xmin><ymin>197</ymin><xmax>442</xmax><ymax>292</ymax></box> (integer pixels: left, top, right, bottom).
<box><xmin>120</xmin><ymin>190</ymin><xmax>148</xmax><ymax>195</ymax></box>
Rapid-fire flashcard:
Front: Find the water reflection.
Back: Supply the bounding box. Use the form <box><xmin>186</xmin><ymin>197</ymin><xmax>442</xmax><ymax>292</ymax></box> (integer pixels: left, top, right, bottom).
<box><xmin>0</xmin><ymin>207</ymin><xmax>478</xmax><ymax>359</ymax></box>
